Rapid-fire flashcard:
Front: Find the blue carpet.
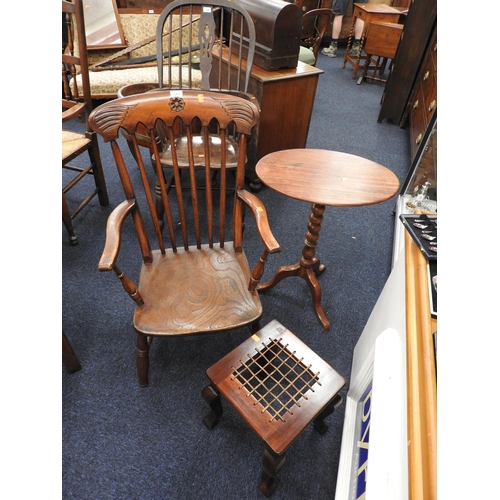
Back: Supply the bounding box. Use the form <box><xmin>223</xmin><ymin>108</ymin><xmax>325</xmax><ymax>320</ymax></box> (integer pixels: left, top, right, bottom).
<box><xmin>62</xmin><ymin>50</ymin><xmax>410</xmax><ymax>500</ymax></box>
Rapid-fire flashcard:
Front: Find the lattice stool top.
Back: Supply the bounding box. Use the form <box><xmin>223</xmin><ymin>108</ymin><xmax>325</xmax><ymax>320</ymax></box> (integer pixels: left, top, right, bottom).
<box><xmin>206</xmin><ymin>319</ymin><xmax>345</xmax><ymax>454</ymax></box>
<box><xmin>231</xmin><ymin>336</ymin><xmax>321</xmax><ymax>423</ymax></box>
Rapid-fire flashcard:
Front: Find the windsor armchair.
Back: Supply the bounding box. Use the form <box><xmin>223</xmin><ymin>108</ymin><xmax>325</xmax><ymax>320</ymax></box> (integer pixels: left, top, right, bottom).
<box><xmin>89</xmin><ymin>90</ymin><xmax>280</xmax><ymax>387</ymax></box>
<box><xmin>300</xmin><ymin>8</ymin><xmax>333</xmax><ymax>65</ymax></box>
<box><xmin>153</xmin><ymin>0</ymin><xmax>258</xmax><ymax>224</ymax></box>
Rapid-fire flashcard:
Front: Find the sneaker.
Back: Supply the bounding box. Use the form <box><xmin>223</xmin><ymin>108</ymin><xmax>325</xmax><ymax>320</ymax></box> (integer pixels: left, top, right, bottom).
<box><xmin>348</xmin><ymin>43</ymin><xmax>360</xmax><ymax>57</ymax></box>
<box><xmin>321</xmin><ymin>42</ymin><xmax>338</xmax><ymax>58</ymax></box>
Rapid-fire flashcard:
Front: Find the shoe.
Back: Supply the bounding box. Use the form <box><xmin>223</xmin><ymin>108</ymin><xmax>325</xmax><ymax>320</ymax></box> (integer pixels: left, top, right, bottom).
<box><xmin>321</xmin><ymin>43</ymin><xmax>338</xmax><ymax>58</ymax></box>
<box><xmin>348</xmin><ymin>43</ymin><xmax>360</xmax><ymax>57</ymax></box>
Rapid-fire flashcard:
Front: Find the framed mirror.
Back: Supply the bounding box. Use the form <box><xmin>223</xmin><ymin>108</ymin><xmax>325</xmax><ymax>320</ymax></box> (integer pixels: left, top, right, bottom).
<box><xmin>83</xmin><ymin>0</ymin><xmax>127</xmax><ymax>50</ymax></box>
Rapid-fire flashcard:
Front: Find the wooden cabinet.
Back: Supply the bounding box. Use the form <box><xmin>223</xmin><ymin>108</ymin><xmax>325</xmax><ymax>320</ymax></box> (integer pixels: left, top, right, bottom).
<box><xmin>213</xmin><ymin>48</ymin><xmax>323</xmax><ymax>189</ymax></box>
<box><xmin>407</xmin><ymin>25</ymin><xmax>437</xmax><ymax>160</ymax></box>
<box><xmin>378</xmin><ymin>0</ymin><xmax>436</xmax><ymax>126</ymax></box>
<box><xmin>245</xmin><ymin>61</ymin><xmax>323</xmax><ymax>188</ymax></box>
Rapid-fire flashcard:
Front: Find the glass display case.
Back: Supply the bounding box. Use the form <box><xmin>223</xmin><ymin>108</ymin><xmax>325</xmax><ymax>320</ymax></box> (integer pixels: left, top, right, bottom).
<box><xmin>392</xmin><ymin>112</ymin><xmax>437</xmax><ymax>267</ymax></box>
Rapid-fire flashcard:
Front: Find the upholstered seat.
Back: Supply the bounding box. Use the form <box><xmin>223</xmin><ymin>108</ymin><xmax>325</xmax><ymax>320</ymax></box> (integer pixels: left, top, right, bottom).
<box><xmin>74</xmin><ymin>64</ymin><xmax>201</xmax><ymax>100</ymax></box>
<box><xmin>71</xmin><ymin>14</ymin><xmax>201</xmax><ymax>99</ymax></box>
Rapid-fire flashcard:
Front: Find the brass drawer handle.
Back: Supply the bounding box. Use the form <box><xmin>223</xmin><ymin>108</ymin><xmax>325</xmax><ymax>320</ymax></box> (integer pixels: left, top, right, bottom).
<box><xmin>428</xmin><ymin>100</ymin><xmax>436</xmax><ymax>112</ymax></box>
<box><xmin>423</xmin><ymin>71</ymin><xmax>429</xmax><ymax>81</ymax></box>
<box><xmin>416</xmin><ymin>133</ymin><xmax>422</xmax><ymax>145</ymax></box>
<box><xmin>413</xmin><ymin>99</ymin><xmax>419</xmax><ymax>109</ymax></box>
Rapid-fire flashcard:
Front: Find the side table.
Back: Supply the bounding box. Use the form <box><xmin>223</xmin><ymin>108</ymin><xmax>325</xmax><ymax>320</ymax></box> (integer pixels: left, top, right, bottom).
<box><xmin>343</xmin><ymin>3</ymin><xmax>402</xmax><ymax>79</ymax></box>
<box><xmin>202</xmin><ymin>319</ymin><xmax>345</xmax><ymax>496</ymax></box>
<box><xmin>255</xmin><ymin>149</ymin><xmax>400</xmax><ymax>330</ymax></box>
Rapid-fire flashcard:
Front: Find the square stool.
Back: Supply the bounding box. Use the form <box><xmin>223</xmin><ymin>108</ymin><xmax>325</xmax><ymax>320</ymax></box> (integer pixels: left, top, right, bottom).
<box><xmin>202</xmin><ymin>319</ymin><xmax>345</xmax><ymax>496</ymax></box>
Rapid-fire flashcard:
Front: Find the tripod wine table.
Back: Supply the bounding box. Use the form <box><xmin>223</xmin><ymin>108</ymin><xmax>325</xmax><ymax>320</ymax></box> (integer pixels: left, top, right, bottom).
<box><xmin>255</xmin><ymin>149</ymin><xmax>400</xmax><ymax>330</ymax></box>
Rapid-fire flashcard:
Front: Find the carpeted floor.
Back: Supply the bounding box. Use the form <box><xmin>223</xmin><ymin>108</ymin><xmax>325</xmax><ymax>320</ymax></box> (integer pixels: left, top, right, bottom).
<box><xmin>62</xmin><ymin>48</ymin><xmax>410</xmax><ymax>500</ymax></box>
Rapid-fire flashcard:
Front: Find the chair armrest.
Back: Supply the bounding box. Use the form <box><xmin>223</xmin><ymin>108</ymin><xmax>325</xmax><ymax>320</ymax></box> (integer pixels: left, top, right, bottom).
<box><xmin>98</xmin><ymin>199</ymin><xmax>136</xmax><ymax>271</ymax></box>
<box><xmin>236</xmin><ymin>189</ymin><xmax>281</xmax><ymax>254</ymax></box>
<box><xmin>62</xmin><ymin>102</ymin><xmax>87</xmax><ymax>123</ymax></box>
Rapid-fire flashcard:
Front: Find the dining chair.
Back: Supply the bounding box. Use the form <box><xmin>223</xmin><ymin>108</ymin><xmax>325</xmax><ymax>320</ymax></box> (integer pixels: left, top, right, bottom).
<box><xmin>62</xmin><ymin>0</ymin><xmax>109</xmax><ymax>246</ymax></box>
<box><xmin>300</xmin><ymin>8</ymin><xmax>334</xmax><ymax>66</ymax></box>
<box><xmin>63</xmin><ymin>331</ymin><xmax>82</xmax><ymax>374</ymax></box>
<box><xmin>152</xmin><ymin>0</ymin><xmax>258</xmax><ymax>225</ymax></box>
<box><xmin>89</xmin><ymin>89</ymin><xmax>281</xmax><ymax>387</ymax></box>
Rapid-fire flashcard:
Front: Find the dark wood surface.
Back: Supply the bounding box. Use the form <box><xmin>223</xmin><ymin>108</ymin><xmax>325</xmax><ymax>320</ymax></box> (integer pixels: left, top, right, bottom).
<box><xmin>378</xmin><ymin>0</ymin><xmax>437</xmax><ymax>125</ymax></box>
<box><xmin>203</xmin><ymin>320</ymin><xmax>345</xmax><ymax>495</ymax></box>
<box><xmin>205</xmin><ymin>319</ymin><xmax>346</xmax><ymax>454</ymax></box>
<box><xmin>256</xmin><ymin>149</ymin><xmax>400</xmax><ymax>207</ymax></box>
<box><xmin>407</xmin><ymin>24</ymin><xmax>437</xmax><ymax>160</ymax></box>
<box><xmin>235</xmin><ymin>0</ymin><xmax>303</xmax><ymax>71</ymax></box>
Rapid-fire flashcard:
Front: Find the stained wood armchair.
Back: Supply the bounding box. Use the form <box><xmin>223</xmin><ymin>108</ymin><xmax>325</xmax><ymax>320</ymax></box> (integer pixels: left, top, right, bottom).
<box><xmin>62</xmin><ymin>0</ymin><xmax>109</xmax><ymax>246</ymax></box>
<box><xmin>153</xmin><ymin>0</ymin><xmax>258</xmax><ymax>224</ymax></box>
<box><xmin>89</xmin><ymin>90</ymin><xmax>280</xmax><ymax>387</ymax></box>
<box><xmin>300</xmin><ymin>8</ymin><xmax>334</xmax><ymax>66</ymax></box>
<box><xmin>116</xmin><ymin>0</ymin><xmax>258</xmax><ymax>225</ymax></box>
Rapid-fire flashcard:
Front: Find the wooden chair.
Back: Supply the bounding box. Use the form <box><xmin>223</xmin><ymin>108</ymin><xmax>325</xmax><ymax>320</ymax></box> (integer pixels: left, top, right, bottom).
<box><xmin>63</xmin><ymin>331</ymin><xmax>82</xmax><ymax>374</ymax></box>
<box><xmin>300</xmin><ymin>8</ymin><xmax>333</xmax><ymax>66</ymax></box>
<box><xmin>89</xmin><ymin>90</ymin><xmax>281</xmax><ymax>387</ymax></box>
<box><xmin>153</xmin><ymin>0</ymin><xmax>258</xmax><ymax>224</ymax></box>
<box><xmin>62</xmin><ymin>0</ymin><xmax>109</xmax><ymax>246</ymax></box>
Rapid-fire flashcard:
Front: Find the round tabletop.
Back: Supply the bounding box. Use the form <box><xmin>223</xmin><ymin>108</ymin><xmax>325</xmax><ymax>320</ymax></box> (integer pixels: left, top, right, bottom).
<box><xmin>256</xmin><ymin>149</ymin><xmax>400</xmax><ymax>207</ymax></box>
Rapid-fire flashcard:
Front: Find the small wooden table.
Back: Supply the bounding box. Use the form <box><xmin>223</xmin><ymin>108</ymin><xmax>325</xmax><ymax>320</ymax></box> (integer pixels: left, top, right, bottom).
<box><xmin>256</xmin><ymin>149</ymin><xmax>400</xmax><ymax>330</ymax></box>
<box><xmin>202</xmin><ymin>319</ymin><xmax>345</xmax><ymax>496</ymax></box>
<box><xmin>343</xmin><ymin>3</ymin><xmax>402</xmax><ymax>79</ymax></box>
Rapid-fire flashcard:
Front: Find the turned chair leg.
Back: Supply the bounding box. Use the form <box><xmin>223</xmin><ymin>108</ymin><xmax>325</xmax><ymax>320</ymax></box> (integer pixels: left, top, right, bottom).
<box><xmin>87</xmin><ymin>137</ymin><xmax>109</xmax><ymax>207</ymax></box>
<box><xmin>260</xmin><ymin>447</ymin><xmax>286</xmax><ymax>497</ymax></box>
<box><xmin>137</xmin><ymin>333</ymin><xmax>151</xmax><ymax>387</ymax></box>
<box><xmin>202</xmin><ymin>384</ymin><xmax>223</xmax><ymax>429</ymax></box>
<box><xmin>62</xmin><ymin>193</ymin><xmax>78</xmax><ymax>246</ymax></box>
<box><xmin>62</xmin><ymin>331</ymin><xmax>82</xmax><ymax>374</ymax></box>
<box><xmin>313</xmin><ymin>394</ymin><xmax>343</xmax><ymax>435</ymax></box>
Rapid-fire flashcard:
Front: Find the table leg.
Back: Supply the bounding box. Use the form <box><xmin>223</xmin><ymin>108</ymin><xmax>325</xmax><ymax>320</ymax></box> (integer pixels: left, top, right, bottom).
<box><xmin>257</xmin><ymin>203</ymin><xmax>331</xmax><ymax>330</ymax></box>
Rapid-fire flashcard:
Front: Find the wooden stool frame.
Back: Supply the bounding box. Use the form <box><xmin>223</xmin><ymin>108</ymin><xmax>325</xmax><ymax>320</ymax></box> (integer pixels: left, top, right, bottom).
<box><xmin>202</xmin><ymin>320</ymin><xmax>345</xmax><ymax>496</ymax></box>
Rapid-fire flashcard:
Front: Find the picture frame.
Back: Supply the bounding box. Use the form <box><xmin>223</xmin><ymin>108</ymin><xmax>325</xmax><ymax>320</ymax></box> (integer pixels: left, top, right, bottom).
<box><xmin>83</xmin><ymin>0</ymin><xmax>127</xmax><ymax>50</ymax></box>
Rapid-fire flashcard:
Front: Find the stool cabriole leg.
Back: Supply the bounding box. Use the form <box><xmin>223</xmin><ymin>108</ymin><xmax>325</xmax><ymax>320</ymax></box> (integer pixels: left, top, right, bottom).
<box><xmin>202</xmin><ymin>384</ymin><xmax>223</xmax><ymax>430</ymax></box>
<box><xmin>313</xmin><ymin>393</ymin><xmax>343</xmax><ymax>435</ymax></box>
<box><xmin>260</xmin><ymin>447</ymin><xmax>286</xmax><ymax>497</ymax></box>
